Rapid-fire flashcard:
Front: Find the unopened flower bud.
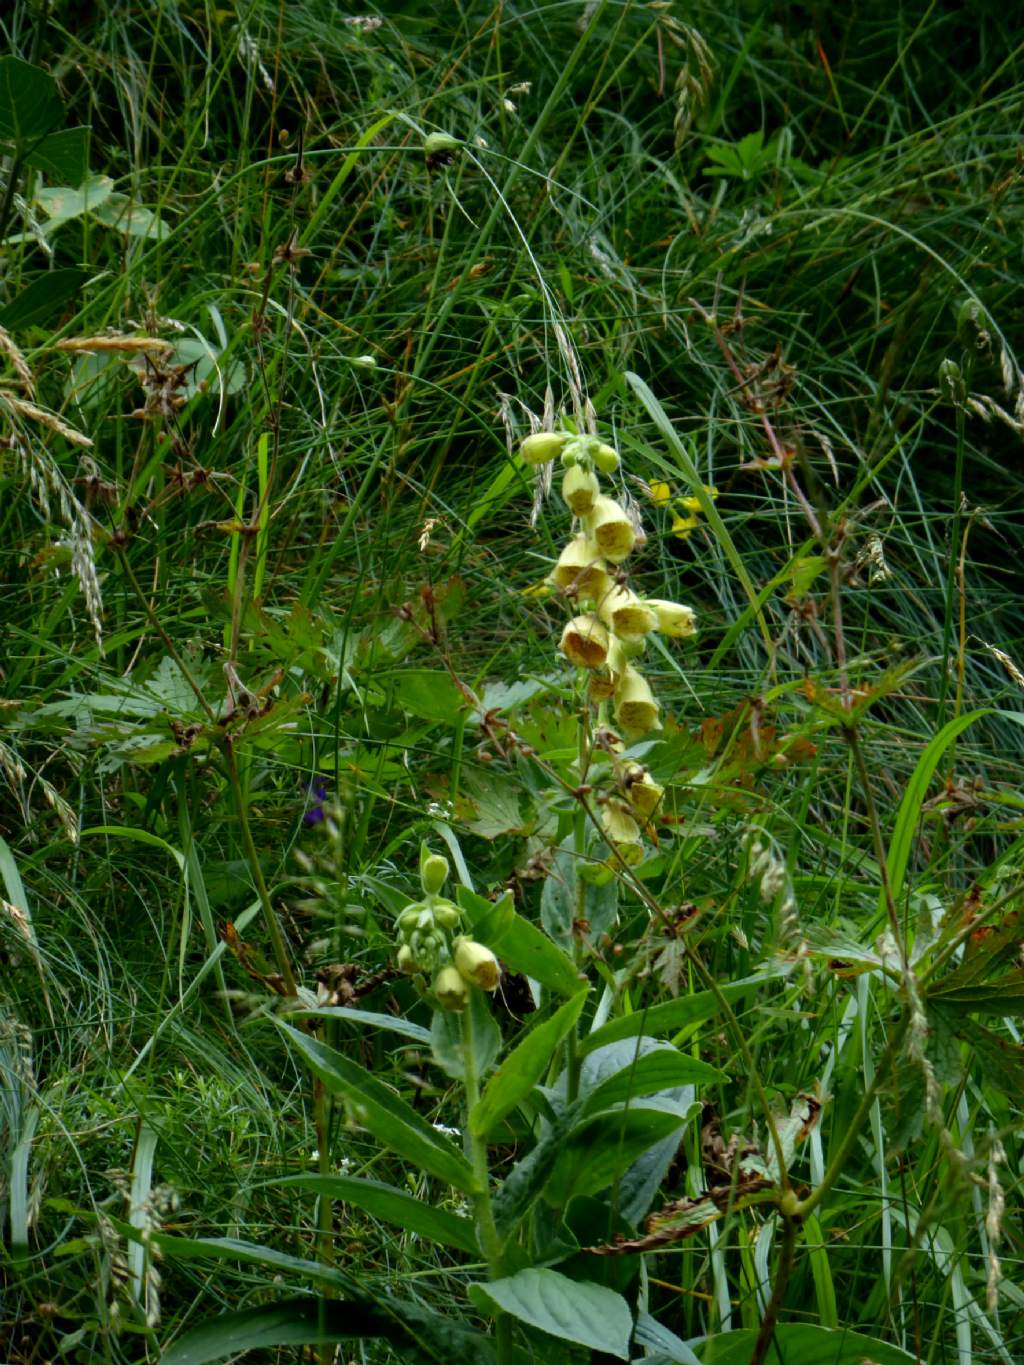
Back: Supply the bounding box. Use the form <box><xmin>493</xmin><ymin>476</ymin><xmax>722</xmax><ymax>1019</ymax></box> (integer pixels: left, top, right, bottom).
<box><xmin>615</xmin><ymin>668</ymin><xmax>661</xmax><ymax>737</ymax></box>
<box><xmin>938</xmin><ymin>358</ymin><xmax>966</xmax><ymax>406</ymax></box>
<box><xmin>591</xmin><ymin>442</ymin><xmax>620</xmax><ymax>475</ymax></box>
<box><xmin>562</xmin><ymin>465</ymin><xmax>601</xmax><ymax>516</ymax></box>
<box><xmin>550</xmin><ymin>536</ymin><xmax>613</xmax><ymax>599</ymax></box>
<box><xmin>397</xmin><ymin>944</ymin><xmax>419</xmax><ymax>975</ymax></box>
<box><xmin>520</xmin><ymin>431</ymin><xmax>567</xmax><ymax>465</ymax></box>
<box><xmin>420</xmin><ymin>845</ymin><xmax>450</xmax><ymax>896</ymax></box>
<box><xmin>598</xmin><ymin>585</ymin><xmax>657</xmax><ymax>641</ymax></box>
<box><xmin>560</xmin><ymin>614</ymin><xmax>610</xmax><ymax>669</ymax></box>
<box><xmin>956</xmin><ymin>298</ymin><xmax>990</xmax><ymax>352</ymax></box>
<box><xmin>431</xmin><ymin>900</ymin><xmax>461</xmax><ymax>930</ymax></box>
<box><xmin>646</xmin><ymin>599</ymin><xmax>697</xmax><ymax>638</ymax></box>
<box><xmin>434</xmin><ymin>964</ymin><xmax>470</xmax><ymax>1011</ymax></box>
<box><xmin>454</xmin><ymin>936</ymin><xmax>501</xmax><ymax>991</ymax></box>
<box><xmin>586</xmin><ymin>495</ymin><xmax>636</xmax><ymax>563</ymax></box>
<box><xmin>423</xmin><ymin>132</ymin><xmax>462</xmax><ymax>157</ymax></box>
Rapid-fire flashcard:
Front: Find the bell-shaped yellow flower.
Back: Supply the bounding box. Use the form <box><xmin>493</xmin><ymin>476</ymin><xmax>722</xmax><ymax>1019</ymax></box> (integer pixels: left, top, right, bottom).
<box><xmin>560</xmin><ymin>614</ymin><xmax>610</xmax><ymax>669</ymax></box>
<box><xmin>585</xmin><ymin>495</ymin><xmax>636</xmax><ymax>563</ymax></box>
<box><xmin>615</xmin><ymin>667</ymin><xmax>661</xmax><ymax>737</ymax></box>
<box><xmin>598</xmin><ymin>585</ymin><xmax>657</xmax><ymax>641</ymax></box>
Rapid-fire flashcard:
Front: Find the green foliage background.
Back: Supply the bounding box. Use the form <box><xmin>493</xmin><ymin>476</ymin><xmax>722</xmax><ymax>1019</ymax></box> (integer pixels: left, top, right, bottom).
<box><xmin>0</xmin><ymin>0</ymin><xmax>1022</xmax><ymax>1361</ymax></box>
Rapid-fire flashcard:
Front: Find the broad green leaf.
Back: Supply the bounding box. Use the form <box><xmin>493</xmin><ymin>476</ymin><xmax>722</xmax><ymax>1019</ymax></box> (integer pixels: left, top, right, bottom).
<box><xmin>693</xmin><ymin>1323</ymin><xmax>915</xmax><ymax>1364</ymax></box>
<box><xmin>492</xmin><ymin>1105</ymin><xmax>581</xmax><ymax>1239</ymax></box>
<box><xmin>634</xmin><ymin>1312</ymin><xmax>702</xmax><ymax>1364</ymax></box>
<box><xmin>471</xmin><ymin>992</ymin><xmax>587</xmax><ymax>1137</ymax></box>
<box><xmin>387</xmin><ymin>669</ymin><xmax>469</xmax><ymax>725</ymax></box>
<box><xmin>277</xmin><ymin>1022</ymin><xmax>476</xmax><ymax>1192</ymax></box>
<box><xmin>0</xmin><ymin>57</ymin><xmax>63</xmax><ymax>145</ymax></box>
<box><xmin>544</xmin><ymin>1103</ymin><xmax>688</xmax><ymax>1204</ymax></box>
<box><xmin>579</xmin><ymin>975</ymin><xmax>768</xmax><ymax>1057</ymax></box>
<box><xmin>928</xmin><ymin>971</ymin><xmax>1024</xmax><ymax>1014</ymax></box>
<box><xmin>161</xmin><ymin>1295</ymin><xmax>495</xmax><ymax>1365</ymax></box>
<box><xmin>288</xmin><ymin>1006</ymin><xmax>431</xmax><ymax>1045</ymax></box>
<box><xmin>457</xmin><ymin>887</ymin><xmax>585</xmax><ymax>998</ymax></box>
<box><xmin>462</xmin><ymin>767</ymin><xmax>529</xmax><ymax>839</ymax></box>
<box><xmin>35</xmin><ymin>174</ymin><xmax>113</xmax><ymax>223</ymax></box>
<box><xmin>24</xmin><ymin>126</ymin><xmax>89</xmax><ymax>184</ymax></box>
<box><xmin>469</xmin><ymin>1267</ymin><xmax>632</xmax><ymax>1359</ymax></box>
<box><xmin>273</xmin><ymin>1175</ymin><xmax>478</xmax><ymax>1253</ymax></box>
<box><xmin>90</xmin><ymin>191</ymin><xmax>171</xmax><ymax>239</ymax></box>
<box><xmin>431</xmin><ymin>987</ymin><xmax>500</xmax><ymax>1081</ymax></box>
<box><xmin>580</xmin><ymin>1047</ymin><xmax>723</xmax><ymax>1116</ymax></box>
<box><xmin>0</xmin><ymin>267</ymin><xmax>90</xmax><ymax>329</ymax></box>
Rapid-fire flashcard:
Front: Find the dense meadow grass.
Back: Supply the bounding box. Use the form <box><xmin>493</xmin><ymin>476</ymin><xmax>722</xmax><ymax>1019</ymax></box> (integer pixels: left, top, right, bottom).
<box><xmin>1</xmin><ymin>1</ymin><xmax>1023</xmax><ymax>1361</ymax></box>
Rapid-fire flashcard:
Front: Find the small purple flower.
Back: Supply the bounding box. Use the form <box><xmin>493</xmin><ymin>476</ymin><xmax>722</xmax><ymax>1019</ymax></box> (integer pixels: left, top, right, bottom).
<box><xmin>303</xmin><ymin>780</ymin><xmax>329</xmax><ymax>826</ymax></box>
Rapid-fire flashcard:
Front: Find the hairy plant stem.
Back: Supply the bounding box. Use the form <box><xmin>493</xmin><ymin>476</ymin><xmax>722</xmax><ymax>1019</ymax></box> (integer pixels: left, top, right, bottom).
<box><xmin>461</xmin><ymin>1000</ymin><xmax>513</xmax><ymax>1365</ymax></box>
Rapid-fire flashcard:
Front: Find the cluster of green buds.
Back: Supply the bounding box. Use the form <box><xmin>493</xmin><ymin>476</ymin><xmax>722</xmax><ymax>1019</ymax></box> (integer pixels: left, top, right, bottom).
<box><xmin>521</xmin><ymin>428</ymin><xmax>696</xmax><ymax>740</ymax></box>
<box><xmin>394</xmin><ymin>845</ymin><xmax>501</xmax><ymax>1011</ymax></box>
<box><xmin>521</xmin><ymin>426</ymin><xmax>696</xmax><ymax>875</ymax></box>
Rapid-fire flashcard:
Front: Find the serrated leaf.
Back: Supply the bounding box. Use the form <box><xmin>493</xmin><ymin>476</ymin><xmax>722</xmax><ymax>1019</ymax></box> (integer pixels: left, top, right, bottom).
<box><xmin>90</xmin><ymin>191</ymin><xmax>170</xmax><ymax>239</ymax></box>
<box><xmin>277</xmin><ymin>1022</ymin><xmax>476</xmax><ymax>1192</ymax></box>
<box><xmin>0</xmin><ymin>57</ymin><xmax>63</xmax><ymax>145</ymax></box>
<box><xmin>471</xmin><ymin>992</ymin><xmax>587</xmax><ymax>1137</ymax></box>
<box><xmin>35</xmin><ymin>174</ymin><xmax>113</xmax><ymax>223</ymax></box>
<box><xmin>469</xmin><ymin>1268</ymin><xmax>632</xmax><ymax>1359</ymax></box>
<box><xmin>387</xmin><ymin>669</ymin><xmax>469</xmax><ymax>725</ymax></box>
<box><xmin>273</xmin><ymin>1175</ymin><xmax>478</xmax><ymax>1254</ymax></box>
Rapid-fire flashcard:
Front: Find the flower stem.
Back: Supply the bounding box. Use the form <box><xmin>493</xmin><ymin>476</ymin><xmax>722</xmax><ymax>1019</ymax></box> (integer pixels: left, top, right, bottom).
<box><xmin>461</xmin><ymin>999</ymin><xmax>513</xmax><ymax>1365</ymax></box>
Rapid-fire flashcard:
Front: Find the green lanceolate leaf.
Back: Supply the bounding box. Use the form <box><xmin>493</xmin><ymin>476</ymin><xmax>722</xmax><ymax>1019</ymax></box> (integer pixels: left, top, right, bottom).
<box><xmin>471</xmin><ymin>992</ymin><xmax>587</xmax><ymax>1137</ymax></box>
<box><xmin>544</xmin><ymin>1102</ymin><xmax>688</xmax><ymax>1205</ymax></box>
<box><xmin>0</xmin><ymin>267</ymin><xmax>90</xmax><ymax>329</ymax></box>
<box><xmin>492</xmin><ymin>1104</ymin><xmax>581</xmax><ymax>1240</ymax></box>
<box><xmin>579</xmin><ymin>974</ymin><xmax>769</xmax><ymax>1056</ymax></box>
<box><xmin>457</xmin><ymin>886</ymin><xmax>585</xmax><ymax>997</ymax></box>
<box><xmin>277</xmin><ymin>1022</ymin><xmax>476</xmax><ymax>1192</ymax></box>
<box><xmin>580</xmin><ymin>1045</ymin><xmax>724</xmax><ymax>1116</ymax></box>
<box><xmin>692</xmin><ymin>1323</ymin><xmax>915</xmax><ymax>1364</ymax></box>
<box><xmin>287</xmin><ymin>1006</ymin><xmax>432</xmax><ymax>1046</ymax></box>
<box><xmin>161</xmin><ymin>1295</ymin><xmax>496</xmax><ymax>1365</ymax></box>
<box><xmin>273</xmin><ymin>1175</ymin><xmax>478</xmax><ymax>1253</ymax></box>
<box><xmin>469</xmin><ymin>1267</ymin><xmax>632</xmax><ymax>1360</ymax></box>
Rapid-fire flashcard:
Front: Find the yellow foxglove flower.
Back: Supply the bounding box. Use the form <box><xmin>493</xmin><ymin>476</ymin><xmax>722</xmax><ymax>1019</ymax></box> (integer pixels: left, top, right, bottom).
<box><xmin>434</xmin><ymin>964</ymin><xmax>470</xmax><ymax>1011</ymax></box>
<box><xmin>520</xmin><ymin>431</ymin><xmax>566</xmax><ymax>465</ymax></box>
<box><xmin>397</xmin><ymin>944</ymin><xmax>419</xmax><ymax>975</ymax></box>
<box><xmin>600</xmin><ymin>801</ymin><xmax>644</xmax><ymax>865</ymax></box>
<box><xmin>589</xmin><ymin>671</ymin><xmax>616</xmax><ymax>702</ymax></box>
<box><xmin>560</xmin><ymin>614</ymin><xmax>610</xmax><ymax>669</ymax></box>
<box><xmin>598</xmin><ymin>585</ymin><xmax>657</xmax><ymax>641</ymax></box>
<box><xmin>624</xmin><ymin>766</ymin><xmax>665</xmax><ymax>820</ymax></box>
<box><xmin>615</xmin><ymin>667</ymin><xmax>661</xmax><ymax>737</ymax></box>
<box><xmin>550</xmin><ymin>536</ymin><xmax>613</xmax><ymax>599</ymax></box>
<box><xmin>562</xmin><ymin>465</ymin><xmax>601</xmax><ymax>516</ymax></box>
<box><xmin>586</xmin><ymin>495</ymin><xmax>636</xmax><ymax>563</ymax></box>
<box><xmin>646</xmin><ymin>599</ymin><xmax>697</xmax><ymax>638</ymax></box>
<box><xmin>607</xmin><ymin>636</ymin><xmax>644</xmax><ymax>678</ymax></box>
<box><xmin>454</xmin><ymin>936</ymin><xmax>500</xmax><ymax>991</ymax></box>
